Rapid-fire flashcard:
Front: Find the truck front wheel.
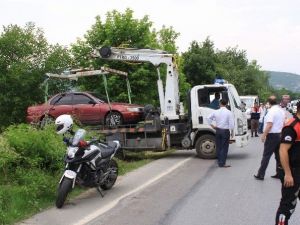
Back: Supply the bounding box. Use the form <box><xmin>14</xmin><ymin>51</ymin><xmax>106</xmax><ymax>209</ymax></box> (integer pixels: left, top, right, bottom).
<box><xmin>195</xmin><ymin>134</ymin><xmax>216</xmax><ymax>159</ymax></box>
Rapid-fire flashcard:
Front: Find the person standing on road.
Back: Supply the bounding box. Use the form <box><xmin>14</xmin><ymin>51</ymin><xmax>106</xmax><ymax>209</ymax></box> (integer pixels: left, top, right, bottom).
<box><xmin>258</xmin><ymin>103</ymin><xmax>266</xmax><ymax>134</ymax></box>
<box><xmin>275</xmin><ymin>101</ymin><xmax>300</xmax><ymax>225</ymax></box>
<box><xmin>250</xmin><ymin>102</ymin><xmax>260</xmax><ymax>137</ymax></box>
<box><xmin>208</xmin><ymin>99</ymin><xmax>234</xmax><ymax>168</ymax></box>
<box><xmin>254</xmin><ymin>96</ymin><xmax>286</xmax><ymax>180</ymax></box>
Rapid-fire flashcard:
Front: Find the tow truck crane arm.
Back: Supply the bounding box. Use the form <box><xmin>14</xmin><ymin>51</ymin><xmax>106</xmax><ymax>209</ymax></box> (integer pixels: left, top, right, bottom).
<box><xmin>92</xmin><ymin>46</ymin><xmax>182</xmax><ymax>120</ymax></box>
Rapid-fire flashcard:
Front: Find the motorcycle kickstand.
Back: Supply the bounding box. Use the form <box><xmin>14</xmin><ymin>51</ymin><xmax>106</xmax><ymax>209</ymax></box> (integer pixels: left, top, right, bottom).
<box><xmin>97</xmin><ymin>187</ymin><xmax>104</xmax><ymax>197</ymax></box>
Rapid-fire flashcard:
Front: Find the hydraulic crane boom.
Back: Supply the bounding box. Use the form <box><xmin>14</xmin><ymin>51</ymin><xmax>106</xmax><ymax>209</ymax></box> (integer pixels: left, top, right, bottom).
<box><xmin>92</xmin><ymin>47</ymin><xmax>182</xmax><ymax>120</ymax></box>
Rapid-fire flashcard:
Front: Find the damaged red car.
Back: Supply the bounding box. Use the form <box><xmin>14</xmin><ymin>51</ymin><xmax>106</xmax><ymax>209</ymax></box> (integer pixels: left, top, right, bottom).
<box><xmin>26</xmin><ymin>92</ymin><xmax>144</xmax><ymax>127</ymax></box>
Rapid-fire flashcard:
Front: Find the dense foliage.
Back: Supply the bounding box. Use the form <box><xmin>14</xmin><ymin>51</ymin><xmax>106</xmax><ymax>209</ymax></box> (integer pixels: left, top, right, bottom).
<box><xmin>0</xmin><ymin>124</ymin><xmax>65</xmax><ymax>224</ymax></box>
<box><xmin>0</xmin><ymin>23</ymin><xmax>73</xmax><ymax>129</ymax></box>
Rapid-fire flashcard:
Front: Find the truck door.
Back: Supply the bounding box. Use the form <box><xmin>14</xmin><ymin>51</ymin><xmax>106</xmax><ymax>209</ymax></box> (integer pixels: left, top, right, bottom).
<box><xmin>227</xmin><ymin>85</ymin><xmax>249</xmax><ymax>146</ymax></box>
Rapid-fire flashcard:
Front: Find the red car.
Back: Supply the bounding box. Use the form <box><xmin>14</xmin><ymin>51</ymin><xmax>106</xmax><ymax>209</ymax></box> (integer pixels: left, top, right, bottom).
<box><xmin>26</xmin><ymin>92</ymin><xmax>144</xmax><ymax>126</ymax></box>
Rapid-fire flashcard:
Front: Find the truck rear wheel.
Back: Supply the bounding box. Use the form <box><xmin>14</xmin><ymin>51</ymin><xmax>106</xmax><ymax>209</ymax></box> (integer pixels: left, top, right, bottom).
<box><xmin>195</xmin><ymin>134</ymin><xmax>216</xmax><ymax>159</ymax></box>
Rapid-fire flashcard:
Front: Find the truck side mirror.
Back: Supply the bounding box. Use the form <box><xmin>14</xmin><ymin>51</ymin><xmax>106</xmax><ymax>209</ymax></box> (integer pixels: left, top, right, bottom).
<box><xmin>240</xmin><ymin>102</ymin><xmax>246</xmax><ymax>112</ymax></box>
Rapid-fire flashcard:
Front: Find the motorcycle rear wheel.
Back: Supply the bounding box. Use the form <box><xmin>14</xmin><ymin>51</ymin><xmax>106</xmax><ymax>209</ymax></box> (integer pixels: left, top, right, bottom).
<box><xmin>56</xmin><ymin>178</ymin><xmax>73</xmax><ymax>208</ymax></box>
<box><xmin>100</xmin><ymin>159</ymin><xmax>118</xmax><ymax>190</ymax></box>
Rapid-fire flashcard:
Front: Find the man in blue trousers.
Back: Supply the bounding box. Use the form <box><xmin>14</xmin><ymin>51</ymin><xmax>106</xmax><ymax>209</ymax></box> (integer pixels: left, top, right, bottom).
<box><xmin>208</xmin><ymin>99</ymin><xmax>234</xmax><ymax>167</ymax></box>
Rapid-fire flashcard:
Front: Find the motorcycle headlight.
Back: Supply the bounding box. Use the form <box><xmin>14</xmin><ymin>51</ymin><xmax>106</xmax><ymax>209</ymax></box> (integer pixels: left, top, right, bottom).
<box><xmin>67</xmin><ymin>146</ymin><xmax>78</xmax><ymax>158</ymax></box>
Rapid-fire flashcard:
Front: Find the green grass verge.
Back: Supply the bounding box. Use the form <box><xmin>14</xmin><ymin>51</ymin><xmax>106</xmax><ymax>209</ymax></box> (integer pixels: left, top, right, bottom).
<box><xmin>0</xmin><ymin>149</ymin><xmax>174</xmax><ymax>225</ymax></box>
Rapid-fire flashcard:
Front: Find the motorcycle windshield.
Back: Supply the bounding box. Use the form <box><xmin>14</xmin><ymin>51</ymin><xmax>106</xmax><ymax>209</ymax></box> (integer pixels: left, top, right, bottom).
<box><xmin>72</xmin><ymin>129</ymin><xmax>86</xmax><ymax>146</ymax></box>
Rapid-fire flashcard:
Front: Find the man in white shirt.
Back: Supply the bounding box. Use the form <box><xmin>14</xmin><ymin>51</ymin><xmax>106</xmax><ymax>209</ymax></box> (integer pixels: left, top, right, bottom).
<box><xmin>254</xmin><ymin>96</ymin><xmax>286</xmax><ymax>180</ymax></box>
<box><xmin>208</xmin><ymin>99</ymin><xmax>234</xmax><ymax>167</ymax></box>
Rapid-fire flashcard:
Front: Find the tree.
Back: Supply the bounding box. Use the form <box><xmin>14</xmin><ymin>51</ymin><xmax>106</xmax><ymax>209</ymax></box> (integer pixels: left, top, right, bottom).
<box><xmin>181</xmin><ymin>38</ymin><xmax>273</xmax><ymax>102</ymax></box>
<box><xmin>215</xmin><ymin>48</ymin><xmax>272</xmax><ymax>98</ymax></box>
<box><xmin>182</xmin><ymin>38</ymin><xmax>216</xmax><ymax>86</ymax></box>
<box><xmin>0</xmin><ymin>23</ymin><xmax>72</xmax><ymax>129</ymax></box>
<box><xmin>71</xmin><ymin>8</ymin><xmax>185</xmax><ymax>106</ymax></box>
<box><xmin>85</xmin><ymin>8</ymin><xmax>157</xmax><ymax>49</ymax></box>
<box><xmin>157</xmin><ymin>26</ymin><xmax>180</xmax><ymax>54</ymax></box>
<box><xmin>0</xmin><ymin>23</ymin><xmax>48</xmax><ymax>128</ymax></box>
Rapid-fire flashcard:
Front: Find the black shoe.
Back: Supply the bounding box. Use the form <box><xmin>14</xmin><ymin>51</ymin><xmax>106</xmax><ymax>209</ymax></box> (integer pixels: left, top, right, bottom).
<box><xmin>254</xmin><ymin>175</ymin><xmax>264</xmax><ymax>180</ymax></box>
<box><xmin>255</xmin><ymin>134</ymin><xmax>259</xmax><ymax>137</ymax></box>
<box><xmin>271</xmin><ymin>174</ymin><xmax>280</xmax><ymax>179</ymax></box>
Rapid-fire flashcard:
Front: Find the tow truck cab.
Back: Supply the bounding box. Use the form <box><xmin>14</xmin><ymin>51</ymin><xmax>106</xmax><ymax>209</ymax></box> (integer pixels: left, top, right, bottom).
<box><xmin>190</xmin><ymin>84</ymin><xmax>249</xmax><ymax>150</ymax></box>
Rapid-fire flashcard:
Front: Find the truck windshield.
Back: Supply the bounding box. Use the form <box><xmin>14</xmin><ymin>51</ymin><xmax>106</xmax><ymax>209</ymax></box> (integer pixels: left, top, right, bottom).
<box><xmin>229</xmin><ymin>86</ymin><xmax>242</xmax><ymax>107</ymax></box>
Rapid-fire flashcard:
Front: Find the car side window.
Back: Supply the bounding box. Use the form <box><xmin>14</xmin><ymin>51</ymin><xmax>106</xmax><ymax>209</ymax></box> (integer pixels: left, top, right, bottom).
<box><xmin>73</xmin><ymin>94</ymin><xmax>92</xmax><ymax>105</ymax></box>
<box><xmin>50</xmin><ymin>95</ymin><xmax>73</xmax><ymax>105</ymax></box>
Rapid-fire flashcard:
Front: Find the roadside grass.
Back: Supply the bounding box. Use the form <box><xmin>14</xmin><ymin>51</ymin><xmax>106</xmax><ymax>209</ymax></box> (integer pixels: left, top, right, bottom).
<box><xmin>0</xmin><ymin>147</ymin><xmax>173</xmax><ymax>225</ymax></box>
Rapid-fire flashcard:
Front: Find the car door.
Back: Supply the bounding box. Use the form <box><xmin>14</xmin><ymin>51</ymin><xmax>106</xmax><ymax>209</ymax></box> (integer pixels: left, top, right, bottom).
<box><xmin>49</xmin><ymin>94</ymin><xmax>73</xmax><ymax>118</ymax></box>
<box><xmin>72</xmin><ymin>93</ymin><xmax>102</xmax><ymax>124</ymax></box>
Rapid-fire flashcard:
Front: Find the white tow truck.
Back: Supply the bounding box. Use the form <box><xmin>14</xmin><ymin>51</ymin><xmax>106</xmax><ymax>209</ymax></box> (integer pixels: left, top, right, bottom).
<box><xmin>92</xmin><ymin>47</ymin><xmax>249</xmax><ymax>158</ymax></box>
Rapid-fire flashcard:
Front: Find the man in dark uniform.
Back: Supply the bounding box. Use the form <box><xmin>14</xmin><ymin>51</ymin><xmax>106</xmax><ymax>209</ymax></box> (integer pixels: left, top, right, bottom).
<box><xmin>275</xmin><ymin>101</ymin><xmax>300</xmax><ymax>225</ymax></box>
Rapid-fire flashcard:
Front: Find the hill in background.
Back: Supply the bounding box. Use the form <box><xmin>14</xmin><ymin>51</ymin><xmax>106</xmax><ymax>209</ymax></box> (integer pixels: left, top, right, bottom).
<box><xmin>266</xmin><ymin>71</ymin><xmax>300</xmax><ymax>93</ymax></box>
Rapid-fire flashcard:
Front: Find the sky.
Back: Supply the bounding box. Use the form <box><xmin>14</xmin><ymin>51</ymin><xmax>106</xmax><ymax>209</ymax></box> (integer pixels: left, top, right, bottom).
<box><xmin>1</xmin><ymin>0</ymin><xmax>300</xmax><ymax>74</ymax></box>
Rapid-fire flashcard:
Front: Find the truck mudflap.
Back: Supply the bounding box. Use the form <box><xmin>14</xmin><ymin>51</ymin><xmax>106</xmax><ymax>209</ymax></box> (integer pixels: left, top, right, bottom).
<box><xmin>235</xmin><ymin>133</ymin><xmax>250</xmax><ymax>147</ymax></box>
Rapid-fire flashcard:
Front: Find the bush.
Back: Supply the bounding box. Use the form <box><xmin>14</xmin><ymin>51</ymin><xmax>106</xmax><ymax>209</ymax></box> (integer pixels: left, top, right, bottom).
<box><xmin>3</xmin><ymin>124</ymin><xmax>65</xmax><ymax>172</ymax></box>
<box><xmin>0</xmin><ymin>136</ymin><xmax>20</xmax><ymax>183</ymax></box>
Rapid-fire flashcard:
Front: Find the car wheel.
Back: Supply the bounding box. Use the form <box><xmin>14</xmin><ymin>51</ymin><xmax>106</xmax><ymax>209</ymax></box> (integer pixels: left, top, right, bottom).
<box><xmin>40</xmin><ymin>115</ymin><xmax>54</xmax><ymax>128</ymax></box>
<box><xmin>105</xmin><ymin>112</ymin><xmax>123</xmax><ymax>127</ymax></box>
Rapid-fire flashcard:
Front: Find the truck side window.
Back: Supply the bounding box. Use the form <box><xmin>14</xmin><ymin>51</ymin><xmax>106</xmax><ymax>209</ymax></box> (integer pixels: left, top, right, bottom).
<box><xmin>197</xmin><ymin>89</ymin><xmax>209</xmax><ymax>106</ymax></box>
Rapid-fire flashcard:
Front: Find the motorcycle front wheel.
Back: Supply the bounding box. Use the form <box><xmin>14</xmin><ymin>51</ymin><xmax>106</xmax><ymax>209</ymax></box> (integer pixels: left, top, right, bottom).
<box><xmin>100</xmin><ymin>159</ymin><xmax>118</xmax><ymax>190</ymax></box>
<box><xmin>56</xmin><ymin>177</ymin><xmax>73</xmax><ymax>208</ymax></box>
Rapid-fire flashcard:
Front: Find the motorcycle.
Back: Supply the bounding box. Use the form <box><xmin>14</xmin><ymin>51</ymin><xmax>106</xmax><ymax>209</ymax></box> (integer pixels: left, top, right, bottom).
<box><xmin>56</xmin><ymin>128</ymin><xmax>121</xmax><ymax>208</ymax></box>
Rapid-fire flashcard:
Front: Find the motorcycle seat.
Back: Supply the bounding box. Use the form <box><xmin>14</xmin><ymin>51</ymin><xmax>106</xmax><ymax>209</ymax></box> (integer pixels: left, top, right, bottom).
<box><xmin>108</xmin><ymin>141</ymin><xmax>118</xmax><ymax>149</ymax></box>
<box><xmin>99</xmin><ymin>145</ymin><xmax>115</xmax><ymax>158</ymax></box>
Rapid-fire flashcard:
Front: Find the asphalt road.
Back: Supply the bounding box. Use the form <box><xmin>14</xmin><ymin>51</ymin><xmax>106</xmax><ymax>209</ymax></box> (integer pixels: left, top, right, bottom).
<box><xmin>21</xmin><ymin>137</ymin><xmax>300</xmax><ymax>225</ymax></box>
<box><xmin>87</xmin><ymin>137</ymin><xmax>300</xmax><ymax>225</ymax></box>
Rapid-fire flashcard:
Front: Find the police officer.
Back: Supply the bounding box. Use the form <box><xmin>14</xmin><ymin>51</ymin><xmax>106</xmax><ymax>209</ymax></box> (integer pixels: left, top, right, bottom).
<box><xmin>275</xmin><ymin>101</ymin><xmax>300</xmax><ymax>225</ymax></box>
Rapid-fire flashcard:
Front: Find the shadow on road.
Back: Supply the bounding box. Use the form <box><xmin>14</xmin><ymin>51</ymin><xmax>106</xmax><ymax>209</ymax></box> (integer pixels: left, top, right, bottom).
<box><xmin>228</xmin><ymin>152</ymin><xmax>250</xmax><ymax>160</ymax></box>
